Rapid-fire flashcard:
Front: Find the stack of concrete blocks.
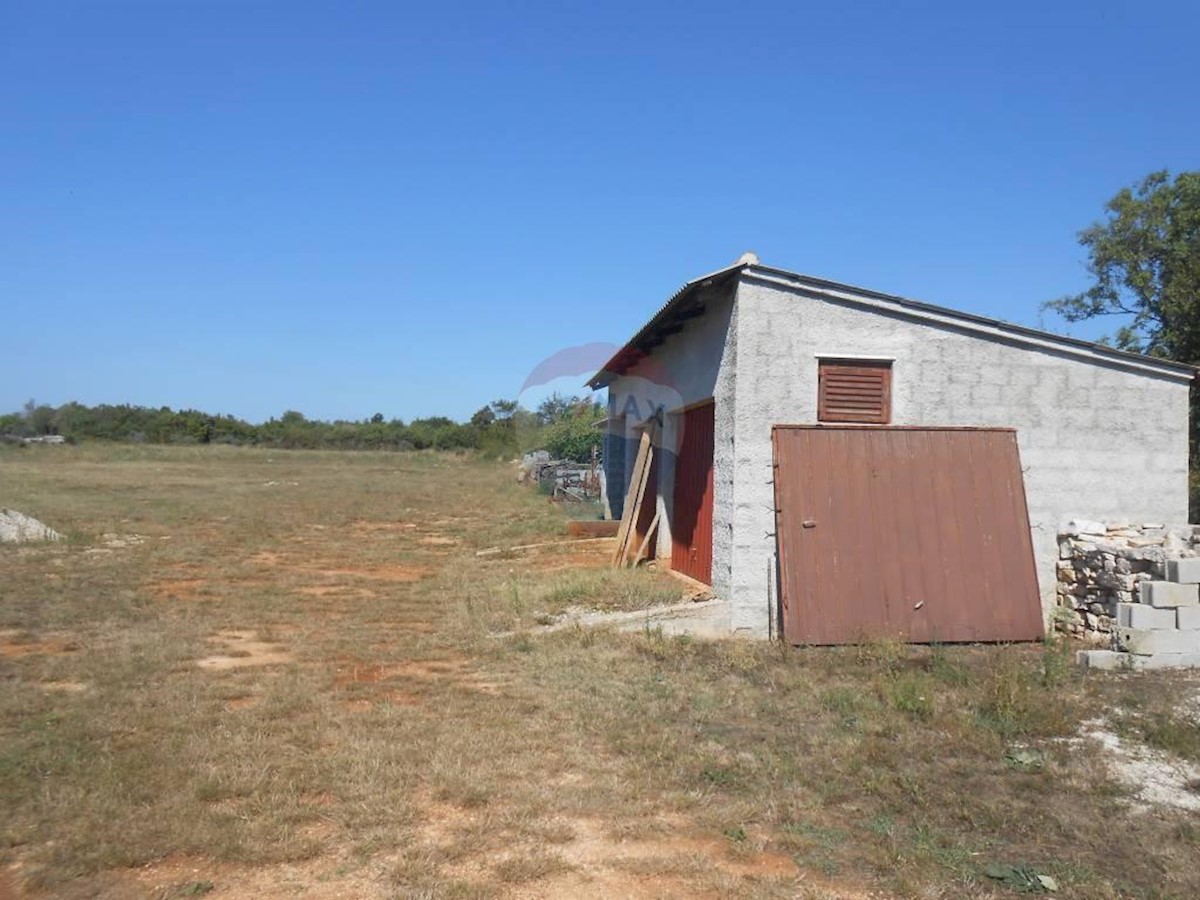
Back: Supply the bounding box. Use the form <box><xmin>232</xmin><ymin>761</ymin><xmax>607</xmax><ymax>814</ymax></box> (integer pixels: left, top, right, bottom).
<box><xmin>1056</xmin><ymin>518</ymin><xmax>1195</xmax><ymax>638</ymax></box>
<box><xmin>1056</xmin><ymin>520</ymin><xmax>1200</xmax><ymax>642</ymax></box>
<box><xmin>1079</xmin><ymin>557</ymin><xmax>1200</xmax><ymax>670</ymax></box>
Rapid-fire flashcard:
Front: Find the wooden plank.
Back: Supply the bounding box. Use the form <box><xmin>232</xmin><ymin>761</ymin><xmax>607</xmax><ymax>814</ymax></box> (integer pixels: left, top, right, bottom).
<box><xmin>566</xmin><ymin>520</ymin><xmax>620</xmax><ymax>538</ymax></box>
<box><xmin>610</xmin><ymin>431</ymin><xmax>648</xmax><ymax>563</ymax></box>
<box><xmin>617</xmin><ymin>442</ymin><xmax>655</xmax><ymax>566</ymax></box>
<box><xmin>611</xmin><ymin>421</ymin><xmax>656</xmax><ymax>566</ymax></box>
<box><xmin>629</xmin><ymin>508</ymin><xmax>661</xmax><ymax>567</ymax></box>
<box><xmin>476</xmin><ymin>537</ymin><xmax>614</xmax><ymax>557</ymax></box>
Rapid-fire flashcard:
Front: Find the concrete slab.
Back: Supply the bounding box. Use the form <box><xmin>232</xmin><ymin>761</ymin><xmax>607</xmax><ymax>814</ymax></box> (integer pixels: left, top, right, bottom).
<box><xmin>1131</xmin><ymin>651</ymin><xmax>1200</xmax><ymax>670</ymax></box>
<box><xmin>1115</xmin><ymin>627</ymin><xmax>1200</xmax><ymax>656</ymax></box>
<box><xmin>505</xmin><ymin>599</ymin><xmax>733</xmax><ymax>640</ymax></box>
<box><xmin>1077</xmin><ymin>648</ymin><xmax>1200</xmax><ymax>671</ymax></box>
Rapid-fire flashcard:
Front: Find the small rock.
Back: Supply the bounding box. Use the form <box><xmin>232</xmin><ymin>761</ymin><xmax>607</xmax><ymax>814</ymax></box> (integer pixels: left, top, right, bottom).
<box><xmin>1065</xmin><ymin>519</ymin><xmax>1106</xmax><ymax>537</ymax></box>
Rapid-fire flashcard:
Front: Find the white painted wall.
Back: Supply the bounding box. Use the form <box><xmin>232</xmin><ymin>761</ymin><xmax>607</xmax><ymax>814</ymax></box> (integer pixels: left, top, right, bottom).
<box><xmin>729</xmin><ymin>274</ymin><xmax>1191</xmax><ymax>637</ymax></box>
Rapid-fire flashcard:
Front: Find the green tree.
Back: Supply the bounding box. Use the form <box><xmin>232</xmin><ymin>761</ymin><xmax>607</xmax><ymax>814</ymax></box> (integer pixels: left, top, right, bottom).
<box><xmin>1044</xmin><ymin>170</ymin><xmax>1200</xmax><ymax>360</ymax></box>
<box><xmin>541</xmin><ymin>404</ymin><xmax>601</xmax><ymax>462</ymax></box>
<box><xmin>22</xmin><ymin>399</ymin><xmax>56</xmax><ymax>435</ymax></box>
<box><xmin>489</xmin><ymin>399</ymin><xmax>518</xmax><ymax>421</ymax></box>
<box><xmin>1045</xmin><ymin>170</ymin><xmax>1200</xmax><ymax>515</ymax></box>
<box><xmin>535</xmin><ymin>392</ymin><xmax>583</xmax><ymax>425</ymax></box>
<box><xmin>470</xmin><ymin>406</ymin><xmax>496</xmax><ymax>428</ymax></box>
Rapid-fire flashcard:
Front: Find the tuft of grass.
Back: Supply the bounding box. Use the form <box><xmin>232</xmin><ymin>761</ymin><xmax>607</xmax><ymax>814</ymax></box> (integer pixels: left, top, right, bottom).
<box><xmin>885</xmin><ymin>672</ymin><xmax>935</xmax><ymax>720</ymax></box>
<box><xmin>492</xmin><ymin>851</ymin><xmax>571</xmax><ymax>883</ymax></box>
<box><xmin>973</xmin><ymin>646</ymin><xmax>1073</xmax><ymax>738</ymax></box>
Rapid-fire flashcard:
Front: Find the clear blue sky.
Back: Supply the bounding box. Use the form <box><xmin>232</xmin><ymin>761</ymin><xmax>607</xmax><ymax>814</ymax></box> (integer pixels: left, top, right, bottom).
<box><xmin>4</xmin><ymin>0</ymin><xmax>1198</xmax><ymax>423</ymax></box>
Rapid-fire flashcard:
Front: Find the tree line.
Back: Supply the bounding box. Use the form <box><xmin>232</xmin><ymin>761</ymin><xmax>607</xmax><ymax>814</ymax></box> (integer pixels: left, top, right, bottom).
<box><xmin>6</xmin><ymin>170</ymin><xmax>1195</xmax><ymax>466</ymax></box>
<box><xmin>1</xmin><ymin>394</ymin><xmax>605</xmax><ymax>461</ymax></box>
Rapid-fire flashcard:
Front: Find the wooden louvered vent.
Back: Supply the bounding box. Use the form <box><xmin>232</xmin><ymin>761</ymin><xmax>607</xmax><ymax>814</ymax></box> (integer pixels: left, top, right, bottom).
<box><xmin>818</xmin><ymin>360</ymin><xmax>892</xmax><ymax>424</ymax></box>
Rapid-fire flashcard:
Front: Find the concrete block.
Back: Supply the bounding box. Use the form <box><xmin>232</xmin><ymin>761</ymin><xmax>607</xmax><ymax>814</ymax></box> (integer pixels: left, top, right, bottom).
<box><xmin>1167</xmin><ymin>558</ymin><xmax>1200</xmax><ymax>584</ymax></box>
<box><xmin>1076</xmin><ymin>650</ymin><xmax>1135</xmax><ymax>671</ymax></box>
<box><xmin>1077</xmin><ymin>649</ymin><xmax>1200</xmax><ymax>671</ymax></box>
<box><xmin>1140</xmin><ymin>581</ymin><xmax>1200</xmax><ymax>608</ymax></box>
<box><xmin>1132</xmin><ymin>652</ymin><xmax>1200</xmax><ymax>670</ymax></box>
<box><xmin>1178</xmin><ymin>606</ymin><xmax>1200</xmax><ymax>630</ymax></box>
<box><xmin>1115</xmin><ymin>627</ymin><xmax>1200</xmax><ymax>656</ymax></box>
<box><xmin>1116</xmin><ymin>602</ymin><xmax>1176</xmax><ymax>630</ymax></box>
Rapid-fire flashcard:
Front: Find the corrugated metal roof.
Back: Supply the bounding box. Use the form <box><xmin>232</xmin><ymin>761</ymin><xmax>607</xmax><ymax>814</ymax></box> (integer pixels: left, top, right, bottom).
<box><xmin>585</xmin><ymin>263</ymin><xmax>746</xmax><ymax>388</ymax></box>
<box><xmin>586</xmin><ymin>262</ymin><xmax>1197</xmax><ymax>388</ymax></box>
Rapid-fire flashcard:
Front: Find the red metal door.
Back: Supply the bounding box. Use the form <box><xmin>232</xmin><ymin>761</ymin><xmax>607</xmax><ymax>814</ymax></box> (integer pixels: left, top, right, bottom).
<box><xmin>772</xmin><ymin>426</ymin><xmax>1043</xmax><ymax>645</ymax></box>
<box><xmin>672</xmin><ymin>402</ymin><xmax>714</xmax><ymax>584</ymax></box>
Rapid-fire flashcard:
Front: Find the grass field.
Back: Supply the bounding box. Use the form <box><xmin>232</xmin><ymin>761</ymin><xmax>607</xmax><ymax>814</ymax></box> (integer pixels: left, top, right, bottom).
<box><xmin>3</xmin><ymin>444</ymin><xmax>1200</xmax><ymax>899</ymax></box>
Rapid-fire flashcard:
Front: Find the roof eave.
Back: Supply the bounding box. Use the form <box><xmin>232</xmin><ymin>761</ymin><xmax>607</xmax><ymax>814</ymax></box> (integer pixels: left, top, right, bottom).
<box><xmin>585</xmin><ymin>262</ymin><xmax>746</xmax><ymax>388</ymax></box>
<box><xmin>587</xmin><ymin>261</ymin><xmax>1197</xmax><ymax>393</ymax></box>
<box><xmin>743</xmin><ymin>266</ymin><xmax>1197</xmax><ymax>382</ymax></box>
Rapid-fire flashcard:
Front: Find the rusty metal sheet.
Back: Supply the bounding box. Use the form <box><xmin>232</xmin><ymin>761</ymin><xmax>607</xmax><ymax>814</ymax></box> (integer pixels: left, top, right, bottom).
<box><xmin>772</xmin><ymin>426</ymin><xmax>1043</xmax><ymax>645</ymax></box>
<box><xmin>672</xmin><ymin>402</ymin><xmax>715</xmax><ymax>584</ymax></box>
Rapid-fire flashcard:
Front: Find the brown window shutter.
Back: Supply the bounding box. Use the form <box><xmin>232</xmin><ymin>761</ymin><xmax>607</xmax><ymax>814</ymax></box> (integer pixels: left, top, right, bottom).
<box><xmin>818</xmin><ymin>360</ymin><xmax>892</xmax><ymax>424</ymax></box>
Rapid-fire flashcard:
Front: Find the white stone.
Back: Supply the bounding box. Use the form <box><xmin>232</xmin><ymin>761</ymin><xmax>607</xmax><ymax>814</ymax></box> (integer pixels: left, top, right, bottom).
<box><xmin>1129</xmin><ymin>537</ymin><xmax>1166</xmax><ymax>548</ymax></box>
<box><xmin>0</xmin><ymin>509</ymin><xmax>62</xmax><ymax>544</ymax></box>
<box><xmin>1065</xmin><ymin>519</ymin><xmax>1107</xmax><ymax>537</ymax></box>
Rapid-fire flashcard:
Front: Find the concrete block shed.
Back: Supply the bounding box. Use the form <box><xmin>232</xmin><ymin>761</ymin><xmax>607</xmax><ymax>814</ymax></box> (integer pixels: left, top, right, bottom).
<box><xmin>587</xmin><ymin>258</ymin><xmax>1195</xmax><ymax>641</ymax></box>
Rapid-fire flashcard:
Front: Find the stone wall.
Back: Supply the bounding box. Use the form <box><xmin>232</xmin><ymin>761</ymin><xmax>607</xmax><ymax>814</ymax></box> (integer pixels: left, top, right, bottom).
<box><xmin>1055</xmin><ymin>519</ymin><xmax>1200</xmax><ymax>640</ymax></box>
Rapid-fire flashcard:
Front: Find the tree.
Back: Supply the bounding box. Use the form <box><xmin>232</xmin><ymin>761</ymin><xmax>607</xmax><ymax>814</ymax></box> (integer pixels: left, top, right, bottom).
<box><xmin>535</xmin><ymin>392</ymin><xmax>583</xmax><ymax>425</ymax></box>
<box><xmin>470</xmin><ymin>406</ymin><xmax>496</xmax><ymax>428</ymax></box>
<box><xmin>1044</xmin><ymin>170</ymin><xmax>1200</xmax><ymax>360</ymax></box>
<box><xmin>22</xmin><ymin>399</ymin><xmax>55</xmax><ymax>435</ymax></box>
<box><xmin>541</xmin><ymin>403</ymin><xmax>601</xmax><ymax>462</ymax></box>
<box><xmin>1046</xmin><ymin>170</ymin><xmax>1200</xmax><ymax>504</ymax></box>
<box><xmin>489</xmin><ymin>399</ymin><xmax>518</xmax><ymax>421</ymax></box>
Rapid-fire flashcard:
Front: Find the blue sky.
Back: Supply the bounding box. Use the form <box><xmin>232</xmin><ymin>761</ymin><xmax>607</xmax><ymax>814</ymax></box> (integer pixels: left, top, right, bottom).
<box><xmin>3</xmin><ymin>0</ymin><xmax>1198</xmax><ymax>423</ymax></box>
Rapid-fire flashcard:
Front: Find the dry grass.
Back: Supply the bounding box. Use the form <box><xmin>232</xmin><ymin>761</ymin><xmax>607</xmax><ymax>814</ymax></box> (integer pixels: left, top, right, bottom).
<box><xmin>2</xmin><ymin>443</ymin><xmax>1200</xmax><ymax>898</ymax></box>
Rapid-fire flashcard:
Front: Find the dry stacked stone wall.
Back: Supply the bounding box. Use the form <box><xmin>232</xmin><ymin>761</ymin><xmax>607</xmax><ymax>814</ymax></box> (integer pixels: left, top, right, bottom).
<box><xmin>1056</xmin><ymin>520</ymin><xmax>1200</xmax><ymax>639</ymax></box>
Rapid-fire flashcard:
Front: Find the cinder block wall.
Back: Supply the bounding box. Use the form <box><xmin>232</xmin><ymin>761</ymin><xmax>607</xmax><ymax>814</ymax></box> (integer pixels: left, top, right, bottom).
<box><xmin>730</xmin><ymin>273</ymin><xmax>1191</xmax><ymax>638</ymax></box>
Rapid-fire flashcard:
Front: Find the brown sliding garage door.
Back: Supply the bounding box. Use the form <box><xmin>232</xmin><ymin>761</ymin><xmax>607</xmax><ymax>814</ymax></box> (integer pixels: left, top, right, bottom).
<box><xmin>672</xmin><ymin>401</ymin><xmax>714</xmax><ymax>584</ymax></box>
<box><xmin>772</xmin><ymin>426</ymin><xmax>1042</xmax><ymax>645</ymax></box>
